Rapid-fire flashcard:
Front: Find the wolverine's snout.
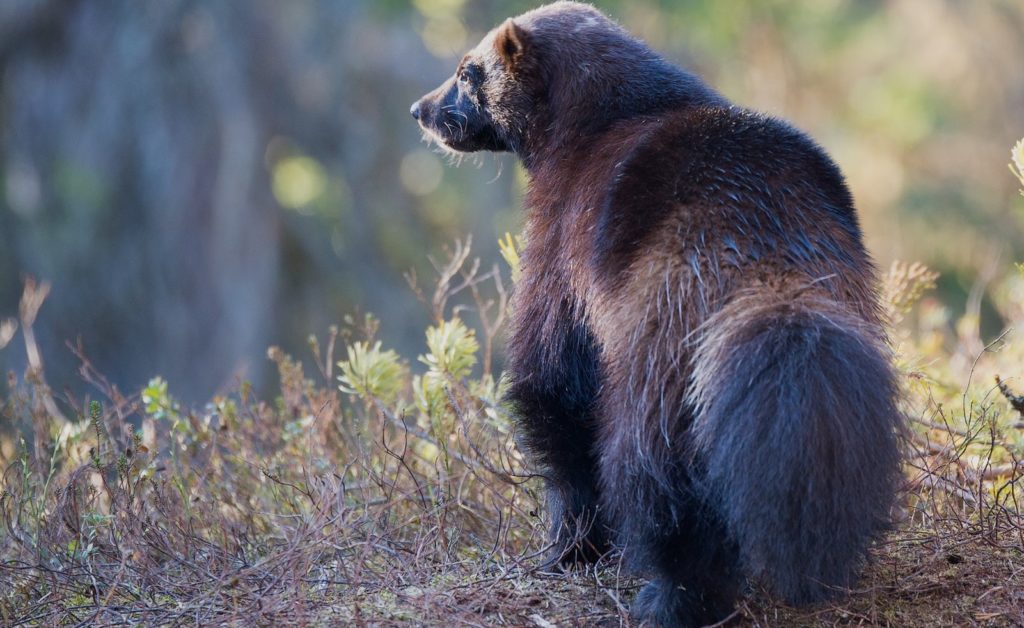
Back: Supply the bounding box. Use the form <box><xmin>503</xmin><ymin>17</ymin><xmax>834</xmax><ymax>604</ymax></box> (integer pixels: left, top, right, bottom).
<box><xmin>413</xmin><ymin>77</ymin><xmax>507</xmax><ymax>153</ymax></box>
<box><xmin>410</xmin><ymin>84</ymin><xmax>460</xmax><ymax>147</ymax></box>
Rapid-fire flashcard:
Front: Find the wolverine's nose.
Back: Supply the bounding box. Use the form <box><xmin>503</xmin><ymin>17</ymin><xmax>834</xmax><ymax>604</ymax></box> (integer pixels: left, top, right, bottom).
<box><xmin>410</xmin><ymin>100</ymin><xmax>421</xmax><ymax>120</ymax></box>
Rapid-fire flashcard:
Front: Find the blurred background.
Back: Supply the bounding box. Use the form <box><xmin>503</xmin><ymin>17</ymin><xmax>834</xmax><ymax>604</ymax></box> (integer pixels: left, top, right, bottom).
<box><xmin>1</xmin><ymin>0</ymin><xmax>1022</xmax><ymax>403</ymax></box>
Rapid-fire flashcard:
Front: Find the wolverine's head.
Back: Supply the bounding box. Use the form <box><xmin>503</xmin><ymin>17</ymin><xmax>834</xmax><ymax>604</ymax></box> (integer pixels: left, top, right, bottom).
<box><xmin>410</xmin><ymin>15</ymin><xmax>539</xmax><ymax>154</ymax></box>
<box><xmin>411</xmin><ymin>2</ymin><xmax>719</xmax><ymax>160</ymax></box>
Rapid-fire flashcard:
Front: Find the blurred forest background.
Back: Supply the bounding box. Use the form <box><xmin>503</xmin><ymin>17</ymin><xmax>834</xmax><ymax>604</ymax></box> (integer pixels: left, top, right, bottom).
<box><xmin>1</xmin><ymin>0</ymin><xmax>1023</xmax><ymax>402</ymax></box>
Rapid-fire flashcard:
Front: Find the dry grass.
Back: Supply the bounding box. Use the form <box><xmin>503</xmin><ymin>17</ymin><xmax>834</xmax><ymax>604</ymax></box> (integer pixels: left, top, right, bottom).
<box><xmin>1</xmin><ymin>253</ymin><xmax>1023</xmax><ymax>627</ymax></box>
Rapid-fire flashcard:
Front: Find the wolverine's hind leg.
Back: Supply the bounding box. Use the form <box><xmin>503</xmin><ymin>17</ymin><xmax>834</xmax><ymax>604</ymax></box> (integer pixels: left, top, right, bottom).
<box><xmin>506</xmin><ymin>316</ymin><xmax>610</xmax><ymax>567</ymax></box>
<box><xmin>626</xmin><ymin>496</ymin><xmax>740</xmax><ymax>628</ymax></box>
<box><xmin>599</xmin><ymin>401</ymin><xmax>741</xmax><ymax>626</ymax></box>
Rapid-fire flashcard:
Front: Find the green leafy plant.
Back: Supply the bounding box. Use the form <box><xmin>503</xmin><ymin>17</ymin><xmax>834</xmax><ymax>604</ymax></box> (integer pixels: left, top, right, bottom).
<box><xmin>336</xmin><ymin>340</ymin><xmax>406</xmax><ymax>405</ymax></box>
<box><xmin>498</xmin><ymin>232</ymin><xmax>523</xmax><ymax>283</ymax></box>
<box><xmin>413</xmin><ymin>317</ymin><xmax>479</xmax><ymax>425</ymax></box>
<box><xmin>142</xmin><ymin>376</ymin><xmax>179</xmax><ymax>421</ymax></box>
<box><xmin>1010</xmin><ymin>136</ymin><xmax>1024</xmax><ymax>193</ymax></box>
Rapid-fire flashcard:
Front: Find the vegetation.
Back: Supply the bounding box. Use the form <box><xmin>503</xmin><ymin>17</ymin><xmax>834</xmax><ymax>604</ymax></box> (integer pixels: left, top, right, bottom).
<box><xmin>2</xmin><ymin>142</ymin><xmax>1024</xmax><ymax>623</ymax></box>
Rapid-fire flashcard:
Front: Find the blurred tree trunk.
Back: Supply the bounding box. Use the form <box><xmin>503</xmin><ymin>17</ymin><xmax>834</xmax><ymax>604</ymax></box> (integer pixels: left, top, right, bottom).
<box><xmin>0</xmin><ymin>0</ymin><xmax>280</xmax><ymax>400</ymax></box>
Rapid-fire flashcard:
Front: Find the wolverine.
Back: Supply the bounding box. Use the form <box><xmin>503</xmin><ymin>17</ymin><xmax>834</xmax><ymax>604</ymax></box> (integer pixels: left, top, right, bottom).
<box><xmin>411</xmin><ymin>3</ymin><xmax>902</xmax><ymax>626</ymax></box>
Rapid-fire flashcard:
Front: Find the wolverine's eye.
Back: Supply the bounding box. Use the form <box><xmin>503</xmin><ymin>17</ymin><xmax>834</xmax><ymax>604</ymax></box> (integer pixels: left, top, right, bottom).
<box><xmin>457</xmin><ymin>64</ymin><xmax>480</xmax><ymax>87</ymax></box>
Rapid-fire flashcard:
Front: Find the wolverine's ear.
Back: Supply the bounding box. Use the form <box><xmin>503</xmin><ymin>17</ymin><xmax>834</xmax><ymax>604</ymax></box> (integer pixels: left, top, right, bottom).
<box><xmin>494</xmin><ymin>18</ymin><xmax>529</xmax><ymax>70</ymax></box>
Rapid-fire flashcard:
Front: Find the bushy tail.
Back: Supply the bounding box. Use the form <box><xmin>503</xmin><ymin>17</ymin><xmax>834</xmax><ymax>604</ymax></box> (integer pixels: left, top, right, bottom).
<box><xmin>689</xmin><ymin>293</ymin><xmax>902</xmax><ymax>604</ymax></box>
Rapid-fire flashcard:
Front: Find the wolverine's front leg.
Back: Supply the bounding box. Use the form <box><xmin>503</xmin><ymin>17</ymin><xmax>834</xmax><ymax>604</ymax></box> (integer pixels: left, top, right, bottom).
<box><xmin>505</xmin><ymin>302</ymin><xmax>608</xmax><ymax>568</ymax></box>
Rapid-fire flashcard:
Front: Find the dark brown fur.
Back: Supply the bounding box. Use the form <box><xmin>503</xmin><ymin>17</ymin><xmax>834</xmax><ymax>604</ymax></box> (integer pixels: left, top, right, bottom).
<box><xmin>413</xmin><ymin>4</ymin><xmax>902</xmax><ymax>626</ymax></box>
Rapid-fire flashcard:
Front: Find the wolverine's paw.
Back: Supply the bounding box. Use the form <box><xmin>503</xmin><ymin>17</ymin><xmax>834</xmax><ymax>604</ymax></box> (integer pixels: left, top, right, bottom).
<box><xmin>632</xmin><ymin>579</ymin><xmax>734</xmax><ymax>628</ymax></box>
<box><xmin>538</xmin><ymin>515</ymin><xmax>611</xmax><ymax>572</ymax></box>
<box><xmin>538</xmin><ymin>529</ymin><xmax>609</xmax><ymax>572</ymax></box>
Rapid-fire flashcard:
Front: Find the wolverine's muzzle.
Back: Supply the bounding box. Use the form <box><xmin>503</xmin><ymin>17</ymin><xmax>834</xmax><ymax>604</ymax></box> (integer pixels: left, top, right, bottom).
<box><xmin>412</xmin><ymin>72</ymin><xmax>509</xmax><ymax>153</ymax></box>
